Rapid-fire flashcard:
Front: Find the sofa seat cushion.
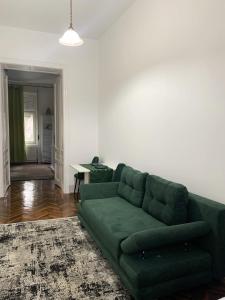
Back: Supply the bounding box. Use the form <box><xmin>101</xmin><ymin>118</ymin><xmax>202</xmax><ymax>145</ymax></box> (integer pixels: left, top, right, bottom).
<box><xmin>142</xmin><ymin>175</ymin><xmax>188</xmax><ymax>225</ymax></box>
<box><xmin>80</xmin><ymin>197</ymin><xmax>166</xmax><ymax>260</ymax></box>
<box><xmin>120</xmin><ymin>245</ymin><xmax>211</xmax><ymax>289</ymax></box>
<box><xmin>118</xmin><ymin>166</ymin><xmax>147</xmax><ymax>207</ymax></box>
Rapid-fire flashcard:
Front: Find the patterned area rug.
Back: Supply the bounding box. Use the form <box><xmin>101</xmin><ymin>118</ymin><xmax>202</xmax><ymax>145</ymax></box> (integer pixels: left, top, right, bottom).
<box><xmin>0</xmin><ymin>217</ymin><xmax>129</xmax><ymax>300</ymax></box>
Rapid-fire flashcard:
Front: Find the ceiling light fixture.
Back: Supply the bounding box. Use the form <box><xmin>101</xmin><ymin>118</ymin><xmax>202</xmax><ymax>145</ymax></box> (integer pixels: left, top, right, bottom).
<box><xmin>59</xmin><ymin>0</ymin><xmax>83</xmax><ymax>47</ymax></box>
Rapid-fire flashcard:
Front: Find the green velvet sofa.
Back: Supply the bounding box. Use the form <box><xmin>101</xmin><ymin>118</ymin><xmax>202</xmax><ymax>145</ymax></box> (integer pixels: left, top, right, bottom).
<box><xmin>78</xmin><ymin>166</ymin><xmax>225</xmax><ymax>300</ymax></box>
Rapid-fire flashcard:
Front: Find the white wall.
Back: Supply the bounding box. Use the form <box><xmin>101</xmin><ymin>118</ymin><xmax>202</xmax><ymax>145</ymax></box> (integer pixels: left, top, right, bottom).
<box><xmin>0</xmin><ymin>25</ymin><xmax>98</xmax><ymax>195</ymax></box>
<box><xmin>99</xmin><ymin>0</ymin><xmax>225</xmax><ymax>204</ymax></box>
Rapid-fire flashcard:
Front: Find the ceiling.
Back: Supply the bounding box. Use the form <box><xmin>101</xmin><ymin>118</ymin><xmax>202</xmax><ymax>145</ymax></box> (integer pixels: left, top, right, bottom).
<box><xmin>0</xmin><ymin>0</ymin><xmax>135</xmax><ymax>39</ymax></box>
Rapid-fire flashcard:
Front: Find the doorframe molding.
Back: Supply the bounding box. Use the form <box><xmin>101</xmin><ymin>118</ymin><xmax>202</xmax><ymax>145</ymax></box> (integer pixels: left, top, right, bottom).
<box><xmin>0</xmin><ymin>65</ymin><xmax>5</xmax><ymax>197</ymax></box>
<box><xmin>0</xmin><ymin>61</ymin><xmax>65</xmax><ymax>197</ymax></box>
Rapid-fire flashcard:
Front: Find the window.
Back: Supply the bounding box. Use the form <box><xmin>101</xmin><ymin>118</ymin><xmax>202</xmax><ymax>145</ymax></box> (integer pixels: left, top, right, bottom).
<box><xmin>24</xmin><ymin>112</ymin><xmax>36</xmax><ymax>144</ymax></box>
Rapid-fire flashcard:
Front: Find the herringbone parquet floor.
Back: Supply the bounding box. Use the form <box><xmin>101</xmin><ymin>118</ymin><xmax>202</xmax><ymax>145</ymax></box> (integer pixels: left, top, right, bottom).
<box><xmin>0</xmin><ymin>180</ymin><xmax>224</xmax><ymax>300</ymax></box>
<box><xmin>0</xmin><ymin>180</ymin><xmax>77</xmax><ymax>224</ymax></box>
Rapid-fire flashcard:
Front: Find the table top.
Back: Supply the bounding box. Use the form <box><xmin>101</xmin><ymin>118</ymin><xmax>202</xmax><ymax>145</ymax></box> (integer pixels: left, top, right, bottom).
<box><xmin>70</xmin><ymin>164</ymin><xmax>91</xmax><ymax>173</ymax></box>
<box><xmin>70</xmin><ymin>162</ymin><xmax>117</xmax><ymax>173</ymax></box>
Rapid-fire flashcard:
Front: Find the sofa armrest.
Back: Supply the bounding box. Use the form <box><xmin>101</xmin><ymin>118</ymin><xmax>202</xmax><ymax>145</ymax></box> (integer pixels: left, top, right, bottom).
<box><xmin>80</xmin><ymin>182</ymin><xmax>119</xmax><ymax>201</ymax></box>
<box><xmin>121</xmin><ymin>221</ymin><xmax>210</xmax><ymax>255</ymax></box>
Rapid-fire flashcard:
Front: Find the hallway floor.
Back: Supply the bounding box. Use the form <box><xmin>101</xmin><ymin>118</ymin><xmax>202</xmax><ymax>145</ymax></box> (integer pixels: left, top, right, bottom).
<box><xmin>0</xmin><ymin>180</ymin><xmax>77</xmax><ymax>224</ymax></box>
<box><xmin>10</xmin><ymin>163</ymin><xmax>54</xmax><ymax>181</ymax></box>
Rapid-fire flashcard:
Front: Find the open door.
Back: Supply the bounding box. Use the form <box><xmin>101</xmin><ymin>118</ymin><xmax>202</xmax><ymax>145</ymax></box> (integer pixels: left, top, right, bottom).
<box><xmin>54</xmin><ymin>75</ymin><xmax>64</xmax><ymax>188</ymax></box>
<box><xmin>0</xmin><ymin>67</ymin><xmax>10</xmax><ymax>195</ymax></box>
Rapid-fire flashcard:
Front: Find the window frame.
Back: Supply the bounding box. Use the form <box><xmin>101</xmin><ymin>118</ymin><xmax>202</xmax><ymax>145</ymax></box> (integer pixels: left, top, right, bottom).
<box><xmin>24</xmin><ymin>111</ymin><xmax>37</xmax><ymax>145</ymax></box>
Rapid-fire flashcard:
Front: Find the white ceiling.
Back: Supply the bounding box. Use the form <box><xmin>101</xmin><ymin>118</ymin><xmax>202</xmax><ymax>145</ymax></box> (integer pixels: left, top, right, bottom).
<box><xmin>0</xmin><ymin>0</ymin><xmax>135</xmax><ymax>39</ymax></box>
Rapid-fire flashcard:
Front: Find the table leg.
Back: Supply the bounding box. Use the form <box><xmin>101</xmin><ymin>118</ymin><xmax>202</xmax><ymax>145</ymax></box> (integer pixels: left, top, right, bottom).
<box><xmin>84</xmin><ymin>172</ymin><xmax>90</xmax><ymax>184</ymax></box>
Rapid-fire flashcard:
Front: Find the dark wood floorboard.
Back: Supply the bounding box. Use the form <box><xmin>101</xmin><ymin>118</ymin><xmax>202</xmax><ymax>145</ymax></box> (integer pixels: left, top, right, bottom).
<box><xmin>0</xmin><ymin>180</ymin><xmax>224</xmax><ymax>300</ymax></box>
<box><xmin>0</xmin><ymin>180</ymin><xmax>77</xmax><ymax>223</ymax></box>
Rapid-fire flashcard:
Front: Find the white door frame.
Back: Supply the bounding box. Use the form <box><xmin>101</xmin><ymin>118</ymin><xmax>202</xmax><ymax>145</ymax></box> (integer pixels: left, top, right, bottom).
<box><xmin>53</xmin><ymin>75</ymin><xmax>64</xmax><ymax>188</ymax></box>
<box><xmin>0</xmin><ymin>63</ymin><xmax>64</xmax><ymax>197</ymax></box>
<box><xmin>0</xmin><ymin>67</ymin><xmax>10</xmax><ymax>196</ymax></box>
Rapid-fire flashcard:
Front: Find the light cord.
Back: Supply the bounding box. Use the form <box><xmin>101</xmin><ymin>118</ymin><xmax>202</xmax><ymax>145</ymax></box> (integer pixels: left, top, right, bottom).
<box><xmin>70</xmin><ymin>0</ymin><xmax>73</xmax><ymax>28</ymax></box>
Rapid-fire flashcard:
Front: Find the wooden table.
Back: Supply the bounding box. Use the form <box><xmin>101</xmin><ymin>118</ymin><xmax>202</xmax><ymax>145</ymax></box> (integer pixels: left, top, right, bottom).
<box><xmin>70</xmin><ymin>164</ymin><xmax>91</xmax><ymax>184</ymax></box>
<box><xmin>70</xmin><ymin>162</ymin><xmax>117</xmax><ymax>185</ymax></box>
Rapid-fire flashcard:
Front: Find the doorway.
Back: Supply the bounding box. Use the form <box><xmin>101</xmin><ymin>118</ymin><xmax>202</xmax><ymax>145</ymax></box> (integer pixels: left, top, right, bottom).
<box><xmin>8</xmin><ymin>70</ymin><xmax>56</xmax><ymax>181</ymax></box>
<box><xmin>0</xmin><ymin>64</ymin><xmax>64</xmax><ymax>196</ymax></box>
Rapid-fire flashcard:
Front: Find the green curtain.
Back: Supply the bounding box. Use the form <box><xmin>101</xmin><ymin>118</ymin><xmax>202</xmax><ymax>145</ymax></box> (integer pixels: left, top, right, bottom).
<box><xmin>8</xmin><ymin>85</ymin><xmax>26</xmax><ymax>163</ymax></box>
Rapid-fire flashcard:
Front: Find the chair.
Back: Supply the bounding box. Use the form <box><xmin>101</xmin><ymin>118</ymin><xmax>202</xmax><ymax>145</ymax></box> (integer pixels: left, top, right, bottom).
<box><xmin>74</xmin><ymin>156</ymin><xmax>100</xmax><ymax>199</ymax></box>
<box><xmin>74</xmin><ymin>172</ymin><xmax>84</xmax><ymax>196</ymax></box>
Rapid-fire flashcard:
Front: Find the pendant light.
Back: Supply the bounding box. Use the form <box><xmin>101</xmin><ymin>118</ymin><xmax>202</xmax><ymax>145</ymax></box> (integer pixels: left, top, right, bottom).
<box><xmin>59</xmin><ymin>0</ymin><xmax>84</xmax><ymax>47</ymax></box>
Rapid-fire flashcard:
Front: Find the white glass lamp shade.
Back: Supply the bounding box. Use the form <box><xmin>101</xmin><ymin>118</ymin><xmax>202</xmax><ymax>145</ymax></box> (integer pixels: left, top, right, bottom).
<box><xmin>59</xmin><ymin>27</ymin><xmax>84</xmax><ymax>47</ymax></box>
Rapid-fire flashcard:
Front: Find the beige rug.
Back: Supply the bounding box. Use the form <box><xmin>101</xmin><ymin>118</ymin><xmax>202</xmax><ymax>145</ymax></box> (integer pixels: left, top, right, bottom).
<box><xmin>0</xmin><ymin>216</ymin><xmax>129</xmax><ymax>300</ymax></box>
<box><xmin>10</xmin><ymin>164</ymin><xmax>54</xmax><ymax>181</ymax></box>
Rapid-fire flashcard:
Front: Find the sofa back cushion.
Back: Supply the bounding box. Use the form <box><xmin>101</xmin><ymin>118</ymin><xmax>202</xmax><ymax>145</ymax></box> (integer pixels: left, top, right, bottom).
<box><xmin>142</xmin><ymin>175</ymin><xmax>188</xmax><ymax>225</ymax></box>
<box><xmin>112</xmin><ymin>163</ymin><xmax>126</xmax><ymax>182</ymax></box>
<box><xmin>118</xmin><ymin>166</ymin><xmax>147</xmax><ymax>207</ymax></box>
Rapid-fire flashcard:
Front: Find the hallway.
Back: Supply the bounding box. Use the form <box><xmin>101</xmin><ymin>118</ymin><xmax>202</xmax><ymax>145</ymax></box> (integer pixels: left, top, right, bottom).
<box><xmin>0</xmin><ymin>180</ymin><xmax>77</xmax><ymax>224</ymax></box>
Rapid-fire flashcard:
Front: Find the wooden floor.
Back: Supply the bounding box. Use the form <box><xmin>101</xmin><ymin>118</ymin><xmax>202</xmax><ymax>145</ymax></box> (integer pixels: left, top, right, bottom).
<box><xmin>0</xmin><ymin>180</ymin><xmax>77</xmax><ymax>224</ymax></box>
<box><xmin>0</xmin><ymin>180</ymin><xmax>224</xmax><ymax>300</ymax></box>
